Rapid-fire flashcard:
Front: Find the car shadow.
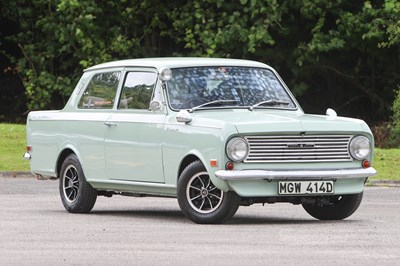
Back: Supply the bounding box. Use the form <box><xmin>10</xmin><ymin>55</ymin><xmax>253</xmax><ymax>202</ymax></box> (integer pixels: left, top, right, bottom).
<box><xmin>57</xmin><ymin>209</ymin><xmax>361</xmax><ymax>225</ymax></box>
<box><xmin>227</xmin><ymin>214</ymin><xmax>360</xmax><ymax>225</ymax></box>
<box><xmin>88</xmin><ymin>209</ymin><xmax>187</xmax><ymax>222</ymax></box>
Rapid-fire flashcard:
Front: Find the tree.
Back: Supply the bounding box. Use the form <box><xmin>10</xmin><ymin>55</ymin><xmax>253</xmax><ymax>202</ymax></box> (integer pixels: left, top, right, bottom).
<box><xmin>290</xmin><ymin>0</ymin><xmax>400</xmax><ymax>122</ymax></box>
<box><xmin>1</xmin><ymin>0</ymin><xmax>174</xmax><ymax>110</ymax></box>
<box><xmin>0</xmin><ymin>0</ymin><xmax>399</xmax><ymax>126</ymax></box>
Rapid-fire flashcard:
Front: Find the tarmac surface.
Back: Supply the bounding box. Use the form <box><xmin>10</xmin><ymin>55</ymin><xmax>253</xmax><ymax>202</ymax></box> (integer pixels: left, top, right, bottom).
<box><xmin>0</xmin><ymin>176</ymin><xmax>399</xmax><ymax>265</ymax></box>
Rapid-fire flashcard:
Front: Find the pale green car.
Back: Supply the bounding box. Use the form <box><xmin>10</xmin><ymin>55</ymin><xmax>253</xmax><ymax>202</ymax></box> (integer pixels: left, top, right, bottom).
<box><xmin>25</xmin><ymin>58</ymin><xmax>376</xmax><ymax>224</ymax></box>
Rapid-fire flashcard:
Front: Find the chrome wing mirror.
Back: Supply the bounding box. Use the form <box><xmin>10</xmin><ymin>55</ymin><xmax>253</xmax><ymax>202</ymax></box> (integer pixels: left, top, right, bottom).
<box><xmin>176</xmin><ymin>110</ymin><xmax>192</xmax><ymax>123</ymax></box>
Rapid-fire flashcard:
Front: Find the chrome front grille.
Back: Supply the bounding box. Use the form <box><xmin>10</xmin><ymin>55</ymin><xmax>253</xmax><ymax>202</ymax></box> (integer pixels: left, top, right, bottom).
<box><xmin>244</xmin><ymin>135</ymin><xmax>353</xmax><ymax>163</ymax></box>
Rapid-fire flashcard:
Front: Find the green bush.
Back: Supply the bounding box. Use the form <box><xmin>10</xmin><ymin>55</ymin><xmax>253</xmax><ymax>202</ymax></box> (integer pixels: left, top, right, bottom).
<box><xmin>2</xmin><ymin>0</ymin><xmax>400</xmax><ymax>122</ymax></box>
<box><xmin>389</xmin><ymin>89</ymin><xmax>400</xmax><ymax>147</ymax></box>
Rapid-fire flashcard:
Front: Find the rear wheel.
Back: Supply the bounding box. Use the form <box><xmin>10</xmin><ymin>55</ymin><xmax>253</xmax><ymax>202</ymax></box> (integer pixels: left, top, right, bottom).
<box><xmin>177</xmin><ymin>161</ymin><xmax>240</xmax><ymax>224</ymax></box>
<box><xmin>302</xmin><ymin>193</ymin><xmax>363</xmax><ymax>220</ymax></box>
<box><xmin>59</xmin><ymin>154</ymin><xmax>97</xmax><ymax>213</ymax></box>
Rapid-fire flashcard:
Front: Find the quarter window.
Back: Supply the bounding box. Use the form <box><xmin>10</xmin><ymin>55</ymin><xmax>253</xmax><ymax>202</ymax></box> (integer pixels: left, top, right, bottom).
<box><xmin>118</xmin><ymin>72</ymin><xmax>157</xmax><ymax>109</ymax></box>
<box><xmin>78</xmin><ymin>72</ymin><xmax>120</xmax><ymax>109</ymax></box>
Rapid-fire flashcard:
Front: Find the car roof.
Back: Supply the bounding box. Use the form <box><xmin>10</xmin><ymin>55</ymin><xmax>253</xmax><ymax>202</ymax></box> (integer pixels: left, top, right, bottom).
<box><xmin>84</xmin><ymin>57</ymin><xmax>271</xmax><ymax>72</ymax></box>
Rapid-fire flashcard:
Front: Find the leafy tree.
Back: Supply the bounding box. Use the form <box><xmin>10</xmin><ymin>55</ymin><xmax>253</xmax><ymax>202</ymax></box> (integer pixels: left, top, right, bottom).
<box><xmin>2</xmin><ymin>0</ymin><xmax>173</xmax><ymax>110</ymax></box>
<box><xmin>290</xmin><ymin>0</ymin><xmax>400</xmax><ymax>122</ymax></box>
<box><xmin>167</xmin><ymin>0</ymin><xmax>281</xmax><ymax>57</ymax></box>
<box><xmin>390</xmin><ymin>88</ymin><xmax>400</xmax><ymax>145</ymax></box>
<box><xmin>0</xmin><ymin>0</ymin><xmax>399</xmax><ymax>127</ymax></box>
<box><xmin>167</xmin><ymin>0</ymin><xmax>400</xmax><ymax>123</ymax></box>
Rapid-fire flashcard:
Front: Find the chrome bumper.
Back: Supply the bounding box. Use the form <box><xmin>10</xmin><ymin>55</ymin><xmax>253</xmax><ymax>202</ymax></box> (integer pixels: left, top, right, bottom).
<box><xmin>215</xmin><ymin>167</ymin><xmax>377</xmax><ymax>181</ymax></box>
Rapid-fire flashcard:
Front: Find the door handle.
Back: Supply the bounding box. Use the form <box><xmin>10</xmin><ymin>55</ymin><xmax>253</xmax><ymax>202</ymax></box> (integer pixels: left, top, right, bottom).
<box><xmin>104</xmin><ymin>121</ymin><xmax>117</xmax><ymax>127</ymax></box>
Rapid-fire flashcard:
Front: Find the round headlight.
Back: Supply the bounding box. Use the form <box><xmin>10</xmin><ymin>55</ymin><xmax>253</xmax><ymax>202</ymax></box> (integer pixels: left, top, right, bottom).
<box><xmin>349</xmin><ymin>136</ymin><xmax>370</xmax><ymax>160</ymax></box>
<box><xmin>226</xmin><ymin>137</ymin><xmax>249</xmax><ymax>162</ymax></box>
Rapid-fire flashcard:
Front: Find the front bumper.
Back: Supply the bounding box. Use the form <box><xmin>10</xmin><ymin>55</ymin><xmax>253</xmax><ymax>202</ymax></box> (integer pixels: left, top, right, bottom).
<box><xmin>215</xmin><ymin>167</ymin><xmax>377</xmax><ymax>181</ymax></box>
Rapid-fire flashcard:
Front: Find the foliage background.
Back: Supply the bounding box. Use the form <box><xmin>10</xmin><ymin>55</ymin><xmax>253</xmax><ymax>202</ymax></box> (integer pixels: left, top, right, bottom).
<box><xmin>0</xmin><ymin>0</ymin><xmax>399</xmax><ymax>145</ymax></box>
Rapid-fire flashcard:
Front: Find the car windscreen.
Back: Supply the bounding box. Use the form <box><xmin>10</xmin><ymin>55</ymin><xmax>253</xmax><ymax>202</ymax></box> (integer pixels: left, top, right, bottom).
<box><xmin>166</xmin><ymin>66</ymin><xmax>297</xmax><ymax>111</ymax></box>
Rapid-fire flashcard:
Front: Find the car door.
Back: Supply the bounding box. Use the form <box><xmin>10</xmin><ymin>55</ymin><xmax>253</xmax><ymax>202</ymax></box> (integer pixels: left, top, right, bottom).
<box><xmin>104</xmin><ymin>69</ymin><xmax>166</xmax><ymax>183</ymax></box>
<box><xmin>74</xmin><ymin>70</ymin><xmax>122</xmax><ymax>181</ymax></box>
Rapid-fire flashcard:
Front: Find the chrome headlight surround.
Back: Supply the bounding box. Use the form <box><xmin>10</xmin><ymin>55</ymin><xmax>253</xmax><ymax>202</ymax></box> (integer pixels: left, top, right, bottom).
<box><xmin>226</xmin><ymin>137</ymin><xmax>249</xmax><ymax>162</ymax></box>
<box><xmin>349</xmin><ymin>135</ymin><xmax>371</xmax><ymax>160</ymax></box>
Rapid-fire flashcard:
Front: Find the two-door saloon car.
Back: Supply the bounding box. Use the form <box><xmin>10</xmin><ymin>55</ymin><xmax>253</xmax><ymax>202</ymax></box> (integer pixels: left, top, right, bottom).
<box><xmin>25</xmin><ymin>58</ymin><xmax>376</xmax><ymax>223</ymax></box>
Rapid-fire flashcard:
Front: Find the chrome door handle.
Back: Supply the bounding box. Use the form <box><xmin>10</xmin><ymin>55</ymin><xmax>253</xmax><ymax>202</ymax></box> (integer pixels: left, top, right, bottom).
<box><xmin>104</xmin><ymin>121</ymin><xmax>117</xmax><ymax>127</ymax></box>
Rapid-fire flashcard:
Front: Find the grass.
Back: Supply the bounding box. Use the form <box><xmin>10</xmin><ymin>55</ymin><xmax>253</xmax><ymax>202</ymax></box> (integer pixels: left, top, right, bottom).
<box><xmin>371</xmin><ymin>148</ymin><xmax>400</xmax><ymax>181</ymax></box>
<box><xmin>0</xmin><ymin>123</ymin><xmax>30</xmax><ymax>171</ymax></box>
<box><xmin>0</xmin><ymin>123</ymin><xmax>399</xmax><ymax>180</ymax></box>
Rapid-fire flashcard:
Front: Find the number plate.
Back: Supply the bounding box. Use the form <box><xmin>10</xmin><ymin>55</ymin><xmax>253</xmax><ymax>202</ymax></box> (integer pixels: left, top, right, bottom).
<box><xmin>278</xmin><ymin>181</ymin><xmax>334</xmax><ymax>195</ymax></box>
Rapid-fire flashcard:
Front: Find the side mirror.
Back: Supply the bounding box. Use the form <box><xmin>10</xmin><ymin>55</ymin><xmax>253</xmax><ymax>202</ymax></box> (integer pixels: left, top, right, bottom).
<box><xmin>159</xmin><ymin>68</ymin><xmax>172</xmax><ymax>81</ymax></box>
<box><xmin>149</xmin><ymin>100</ymin><xmax>162</xmax><ymax>111</ymax></box>
<box><xmin>176</xmin><ymin>110</ymin><xmax>192</xmax><ymax>123</ymax></box>
<box><xmin>326</xmin><ymin>108</ymin><xmax>337</xmax><ymax>117</ymax></box>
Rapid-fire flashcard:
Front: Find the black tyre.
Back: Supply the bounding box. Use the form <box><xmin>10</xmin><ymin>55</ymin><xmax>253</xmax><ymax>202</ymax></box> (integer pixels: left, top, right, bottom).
<box><xmin>59</xmin><ymin>154</ymin><xmax>97</xmax><ymax>213</ymax></box>
<box><xmin>302</xmin><ymin>193</ymin><xmax>363</xmax><ymax>220</ymax></box>
<box><xmin>177</xmin><ymin>161</ymin><xmax>240</xmax><ymax>224</ymax></box>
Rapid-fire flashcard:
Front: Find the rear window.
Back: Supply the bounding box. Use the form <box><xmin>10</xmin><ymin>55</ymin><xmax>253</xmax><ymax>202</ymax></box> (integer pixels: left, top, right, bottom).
<box><xmin>78</xmin><ymin>72</ymin><xmax>121</xmax><ymax>109</ymax></box>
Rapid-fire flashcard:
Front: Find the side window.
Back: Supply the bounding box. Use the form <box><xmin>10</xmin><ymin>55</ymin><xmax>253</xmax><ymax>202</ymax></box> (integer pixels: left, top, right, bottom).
<box><xmin>118</xmin><ymin>72</ymin><xmax>157</xmax><ymax>109</ymax></box>
<box><xmin>78</xmin><ymin>72</ymin><xmax>120</xmax><ymax>109</ymax></box>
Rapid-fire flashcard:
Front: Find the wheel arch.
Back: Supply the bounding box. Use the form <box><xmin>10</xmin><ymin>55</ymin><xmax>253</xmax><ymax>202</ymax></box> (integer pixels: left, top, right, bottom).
<box><xmin>56</xmin><ymin>148</ymin><xmax>78</xmax><ymax>177</ymax></box>
<box><xmin>177</xmin><ymin>152</ymin><xmax>229</xmax><ymax>191</ymax></box>
<box><xmin>178</xmin><ymin>154</ymin><xmax>201</xmax><ymax>179</ymax></box>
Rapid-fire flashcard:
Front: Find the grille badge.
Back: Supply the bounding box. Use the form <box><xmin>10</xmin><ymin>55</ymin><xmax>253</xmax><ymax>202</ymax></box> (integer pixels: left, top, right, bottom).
<box><xmin>287</xmin><ymin>143</ymin><xmax>315</xmax><ymax>149</ymax></box>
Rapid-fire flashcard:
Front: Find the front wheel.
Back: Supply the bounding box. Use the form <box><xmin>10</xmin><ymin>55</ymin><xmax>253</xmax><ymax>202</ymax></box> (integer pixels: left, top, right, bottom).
<box><xmin>177</xmin><ymin>161</ymin><xmax>240</xmax><ymax>224</ymax></box>
<box><xmin>302</xmin><ymin>193</ymin><xmax>363</xmax><ymax>220</ymax></box>
<box><xmin>59</xmin><ymin>154</ymin><xmax>97</xmax><ymax>213</ymax></box>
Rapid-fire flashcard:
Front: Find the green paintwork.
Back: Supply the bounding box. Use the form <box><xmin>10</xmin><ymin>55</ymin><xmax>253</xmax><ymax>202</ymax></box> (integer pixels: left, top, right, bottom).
<box><xmin>227</xmin><ymin>178</ymin><xmax>366</xmax><ymax>197</ymax></box>
<box><xmin>26</xmin><ymin>58</ymin><xmax>375</xmax><ymax>198</ymax></box>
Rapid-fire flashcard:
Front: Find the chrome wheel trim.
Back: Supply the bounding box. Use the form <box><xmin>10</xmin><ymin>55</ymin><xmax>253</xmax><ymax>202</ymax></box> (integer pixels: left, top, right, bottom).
<box><xmin>186</xmin><ymin>171</ymin><xmax>224</xmax><ymax>214</ymax></box>
<box><xmin>62</xmin><ymin>165</ymin><xmax>79</xmax><ymax>203</ymax></box>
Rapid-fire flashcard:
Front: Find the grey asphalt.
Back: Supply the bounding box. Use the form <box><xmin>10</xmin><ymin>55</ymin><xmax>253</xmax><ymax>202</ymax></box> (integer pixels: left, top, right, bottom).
<box><xmin>0</xmin><ymin>177</ymin><xmax>399</xmax><ymax>265</ymax></box>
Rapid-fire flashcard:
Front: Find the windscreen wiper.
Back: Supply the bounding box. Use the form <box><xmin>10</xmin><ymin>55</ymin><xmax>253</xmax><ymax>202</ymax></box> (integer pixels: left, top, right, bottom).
<box><xmin>189</xmin><ymin>99</ymin><xmax>239</xmax><ymax>112</ymax></box>
<box><xmin>249</xmin><ymin>100</ymin><xmax>290</xmax><ymax>111</ymax></box>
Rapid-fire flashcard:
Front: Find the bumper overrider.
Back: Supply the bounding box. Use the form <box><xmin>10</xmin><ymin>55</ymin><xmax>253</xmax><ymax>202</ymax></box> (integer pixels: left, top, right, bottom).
<box><xmin>215</xmin><ymin>167</ymin><xmax>377</xmax><ymax>181</ymax></box>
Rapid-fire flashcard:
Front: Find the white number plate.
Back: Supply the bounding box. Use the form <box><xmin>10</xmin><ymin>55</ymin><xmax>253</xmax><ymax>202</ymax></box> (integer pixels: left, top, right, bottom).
<box><xmin>278</xmin><ymin>181</ymin><xmax>334</xmax><ymax>195</ymax></box>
